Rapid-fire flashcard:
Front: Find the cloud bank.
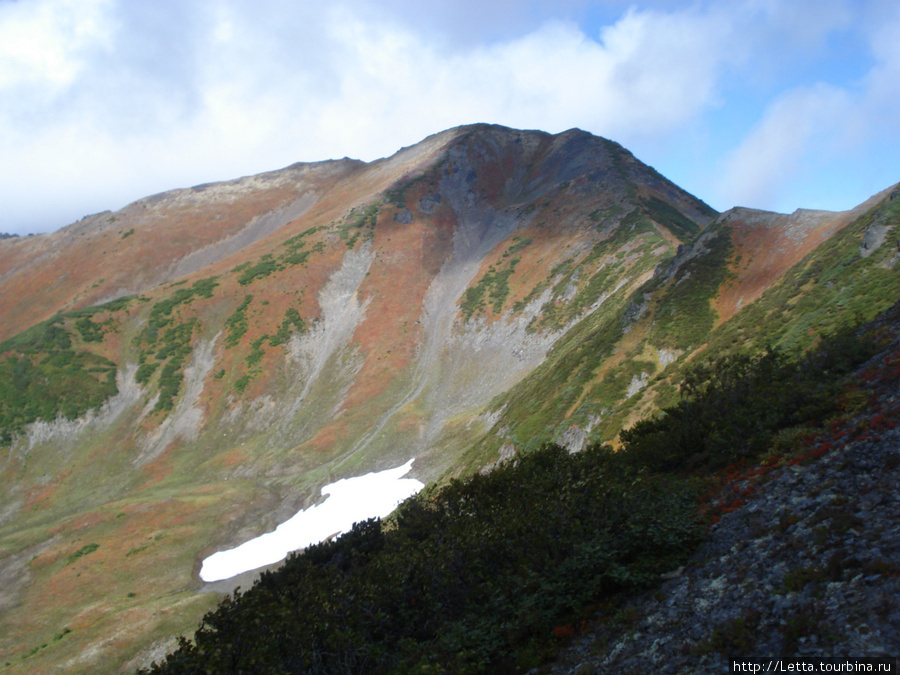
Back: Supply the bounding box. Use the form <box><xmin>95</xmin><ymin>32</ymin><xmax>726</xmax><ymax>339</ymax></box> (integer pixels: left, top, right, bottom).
<box><xmin>1</xmin><ymin>0</ymin><xmax>898</xmax><ymax>234</ymax></box>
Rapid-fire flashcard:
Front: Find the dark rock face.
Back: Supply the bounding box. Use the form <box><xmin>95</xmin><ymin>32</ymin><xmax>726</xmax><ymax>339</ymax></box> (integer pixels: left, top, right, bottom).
<box><xmin>418</xmin><ymin>193</ymin><xmax>441</xmax><ymax>214</ymax></box>
<box><xmin>394</xmin><ymin>208</ymin><xmax>413</xmax><ymax>224</ymax></box>
<box><xmin>860</xmin><ymin>202</ymin><xmax>895</xmax><ymax>257</ymax></box>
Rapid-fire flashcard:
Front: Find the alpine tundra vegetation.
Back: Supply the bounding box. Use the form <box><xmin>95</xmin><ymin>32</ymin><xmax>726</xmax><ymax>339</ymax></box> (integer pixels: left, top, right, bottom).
<box><xmin>0</xmin><ymin>124</ymin><xmax>898</xmax><ymax>673</ymax></box>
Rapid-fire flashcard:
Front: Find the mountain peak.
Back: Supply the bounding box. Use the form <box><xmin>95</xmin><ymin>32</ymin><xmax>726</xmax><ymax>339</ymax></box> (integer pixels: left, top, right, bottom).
<box><xmin>1</xmin><ymin>124</ymin><xmax>897</xmax><ymax>673</ymax></box>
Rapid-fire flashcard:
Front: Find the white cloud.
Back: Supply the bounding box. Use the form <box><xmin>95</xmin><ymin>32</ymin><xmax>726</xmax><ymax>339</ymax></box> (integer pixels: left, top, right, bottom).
<box><xmin>590</xmin><ymin>7</ymin><xmax>732</xmax><ymax>138</ymax></box>
<box><xmin>184</xmin><ymin>4</ymin><xmax>735</xmax><ymax>160</ymax></box>
<box><xmin>741</xmin><ymin>0</ymin><xmax>851</xmax><ymax>50</ymax></box>
<box><xmin>714</xmin><ymin>0</ymin><xmax>900</xmax><ymax>212</ymax></box>
<box><xmin>0</xmin><ymin>0</ymin><xmax>113</xmax><ymax>91</ymax></box>
<box><xmin>2</xmin><ymin>0</ymin><xmax>744</xmax><ymax>233</ymax></box>
<box><xmin>0</xmin><ymin>0</ymin><xmax>895</xmax><ymax>233</ymax></box>
<box><xmin>856</xmin><ymin>1</ymin><xmax>900</xmax><ymax>139</ymax></box>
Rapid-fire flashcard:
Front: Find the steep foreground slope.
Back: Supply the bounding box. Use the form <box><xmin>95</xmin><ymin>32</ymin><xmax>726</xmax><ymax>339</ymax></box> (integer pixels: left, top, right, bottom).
<box><xmin>548</xmin><ymin>304</ymin><xmax>900</xmax><ymax>673</ymax></box>
<box><xmin>0</xmin><ymin>124</ymin><xmax>897</xmax><ymax>672</ymax></box>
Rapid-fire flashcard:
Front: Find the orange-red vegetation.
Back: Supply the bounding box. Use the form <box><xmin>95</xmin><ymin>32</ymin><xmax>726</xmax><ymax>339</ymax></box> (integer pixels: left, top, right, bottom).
<box><xmin>340</xmin><ymin>214</ymin><xmax>438</xmax><ymax>411</ymax></box>
<box><xmin>715</xmin><ymin>209</ymin><xmax>854</xmax><ymax>323</ymax></box>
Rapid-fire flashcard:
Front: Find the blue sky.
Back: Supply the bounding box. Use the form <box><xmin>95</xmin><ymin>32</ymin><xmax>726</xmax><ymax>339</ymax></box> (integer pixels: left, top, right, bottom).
<box><xmin>1</xmin><ymin>0</ymin><xmax>898</xmax><ymax>235</ymax></box>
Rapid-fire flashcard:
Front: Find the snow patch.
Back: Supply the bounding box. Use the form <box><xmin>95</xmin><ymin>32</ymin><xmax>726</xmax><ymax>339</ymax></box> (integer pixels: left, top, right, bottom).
<box><xmin>199</xmin><ymin>459</ymin><xmax>423</xmax><ymax>582</ymax></box>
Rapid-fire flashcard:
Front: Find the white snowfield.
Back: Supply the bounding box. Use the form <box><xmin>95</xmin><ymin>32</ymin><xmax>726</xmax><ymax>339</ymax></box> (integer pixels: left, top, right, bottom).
<box><xmin>200</xmin><ymin>459</ymin><xmax>424</xmax><ymax>582</ymax></box>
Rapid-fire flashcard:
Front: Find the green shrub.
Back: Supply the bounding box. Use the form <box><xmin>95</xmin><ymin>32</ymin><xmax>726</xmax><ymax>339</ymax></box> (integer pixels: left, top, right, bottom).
<box><xmin>135</xmin><ymin>280</ymin><xmax>218</xmax><ymax>413</ymax></box>
<box><xmin>620</xmin><ymin>325</ymin><xmax>879</xmax><ymax>472</ymax></box>
<box><xmin>65</xmin><ymin>543</ymin><xmax>99</xmax><ymax>566</ymax></box>
<box><xmin>237</xmin><ymin>255</ymin><xmax>281</xmax><ymax>285</ymax></box>
<box><xmin>246</xmin><ymin>337</ymin><xmax>266</xmax><ymax>367</ymax></box>
<box><xmin>233</xmin><ymin>375</ymin><xmax>251</xmax><ymax>394</ymax></box>
<box><xmin>650</xmin><ymin>226</ymin><xmax>734</xmax><ymax>349</ymax></box>
<box><xmin>224</xmin><ymin>295</ymin><xmax>253</xmax><ymax>348</ymax></box>
<box><xmin>74</xmin><ymin>316</ymin><xmax>104</xmax><ymax>342</ymax></box>
<box><xmin>0</xmin><ymin>313</ymin><xmax>119</xmax><ymax>443</ymax></box>
<box><xmin>640</xmin><ymin>195</ymin><xmax>702</xmax><ymax>239</ymax></box>
<box><xmin>268</xmin><ymin>307</ymin><xmax>306</xmax><ymax>347</ymax></box>
<box><xmin>460</xmin><ymin>258</ymin><xmax>521</xmax><ymax>321</ymax></box>
<box><xmin>338</xmin><ymin>204</ymin><xmax>380</xmax><ymax>240</ymax></box>
<box><xmin>135</xmin><ymin>362</ymin><xmax>158</xmax><ymax>385</ymax></box>
<box><xmin>146</xmin><ymin>278</ymin><xmax>218</xmax><ymax>332</ymax></box>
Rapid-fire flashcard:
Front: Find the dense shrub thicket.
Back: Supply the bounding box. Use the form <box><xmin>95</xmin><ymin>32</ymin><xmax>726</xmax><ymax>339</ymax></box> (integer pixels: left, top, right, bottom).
<box><xmin>134</xmin><ymin>278</ymin><xmax>218</xmax><ymax>412</ymax></box>
<box><xmin>0</xmin><ymin>302</ymin><xmax>128</xmax><ymax>443</ymax></box>
<box><xmin>620</xmin><ymin>326</ymin><xmax>878</xmax><ymax>473</ymax></box>
<box><xmin>140</xmin><ymin>324</ymin><xmax>881</xmax><ymax>674</ymax></box>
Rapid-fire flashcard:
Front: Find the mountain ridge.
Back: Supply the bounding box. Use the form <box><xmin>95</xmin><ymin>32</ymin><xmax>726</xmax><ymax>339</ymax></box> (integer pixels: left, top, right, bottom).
<box><xmin>0</xmin><ymin>123</ymin><xmax>897</xmax><ymax>673</ymax></box>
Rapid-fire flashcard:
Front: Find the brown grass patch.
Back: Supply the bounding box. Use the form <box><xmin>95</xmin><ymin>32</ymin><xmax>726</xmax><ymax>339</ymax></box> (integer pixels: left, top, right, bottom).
<box><xmin>305</xmin><ymin>421</ymin><xmax>351</xmax><ymax>455</ymax></box>
<box><xmin>340</xmin><ymin>215</ymin><xmax>435</xmax><ymax>410</ymax></box>
<box><xmin>715</xmin><ymin>209</ymin><xmax>853</xmax><ymax>323</ymax></box>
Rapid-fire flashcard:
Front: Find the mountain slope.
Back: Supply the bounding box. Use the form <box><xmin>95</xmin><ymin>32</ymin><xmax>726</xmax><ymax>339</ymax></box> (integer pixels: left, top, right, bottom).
<box><xmin>548</xmin><ymin>303</ymin><xmax>900</xmax><ymax>673</ymax></box>
<box><xmin>465</xmin><ymin>184</ymin><xmax>900</xmax><ymax>468</ymax></box>
<box><xmin>0</xmin><ymin>124</ymin><xmax>897</xmax><ymax>673</ymax></box>
<box><xmin>136</xmin><ymin>297</ymin><xmax>900</xmax><ymax>674</ymax></box>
